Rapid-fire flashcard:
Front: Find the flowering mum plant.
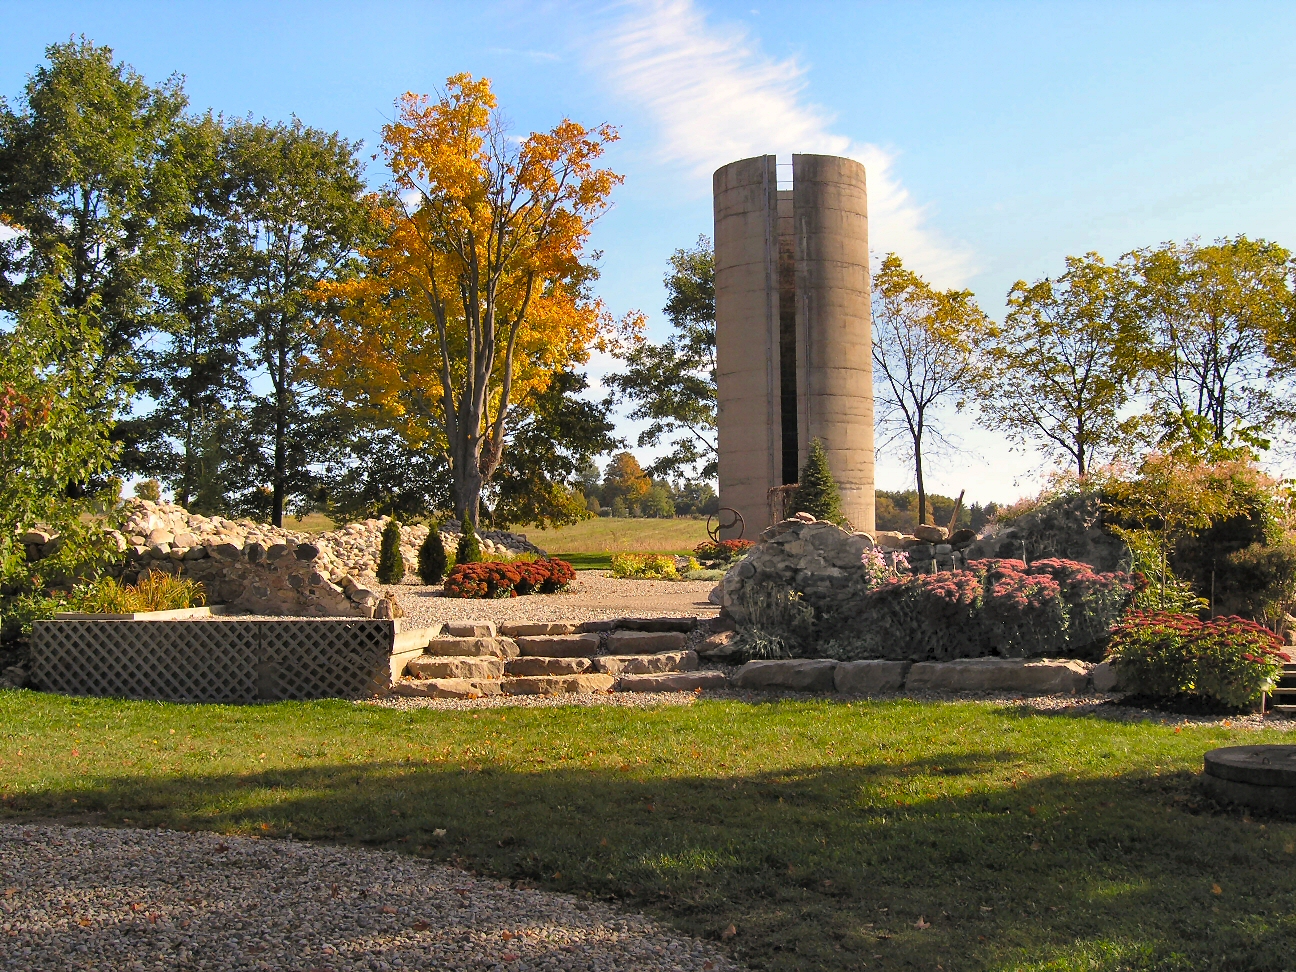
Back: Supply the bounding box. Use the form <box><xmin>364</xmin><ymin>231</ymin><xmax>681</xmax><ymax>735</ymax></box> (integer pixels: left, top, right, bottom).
<box><xmin>443</xmin><ymin>559</ymin><xmax>574</xmax><ymax>598</ymax></box>
<box><xmin>1106</xmin><ymin>611</ymin><xmax>1289</xmax><ymax>707</ymax></box>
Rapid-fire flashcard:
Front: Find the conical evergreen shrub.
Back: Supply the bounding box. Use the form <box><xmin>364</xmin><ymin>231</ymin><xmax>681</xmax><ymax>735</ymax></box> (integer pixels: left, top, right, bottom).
<box><xmin>793</xmin><ymin>438</ymin><xmax>845</xmax><ymax>524</ymax></box>
<box><xmin>456</xmin><ymin>520</ymin><xmax>482</xmax><ymax>565</ymax></box>
<box><xmin>376</xmin><ymin>519</ymin><xmax>406</xmax><ymax>584</ymax></box>
<box><xmin>417</xmin><ymin>522</ymin><xmax>448</xmax><ymax>585</ymax></box>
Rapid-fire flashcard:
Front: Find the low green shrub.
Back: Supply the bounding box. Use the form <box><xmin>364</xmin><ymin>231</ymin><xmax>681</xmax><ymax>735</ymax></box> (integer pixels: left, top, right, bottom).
<box><xmin>417</xmin><ymin>524</ymin><xmax>448</xmax><ymax>585</ymax></box>
<box><xmin>376</xmin><ymin>520</ymin><xmax>405</xmax><ymax>584</ymax></box>
<box><xmin>443</xmin><ymin>559</ymin><xmax>575</xmax><ymax>599</ymax></box>
<box><xmin>693</xmin><ymin>539</ymin><xmax>755</xmax><ymax>563</ymax></box>
<box><xmin>456</xmin><ymin>522</ymin><xmax>482</xmax><ymax>565</ymax></box>
<box><xmin>610</xmin><ymin>553</ymin><xmax>678</xmax><ymax>580</ymax></box>
<box><xmin>1106</xmin><ymin>611</ymin><xmax>1289</xmax><ymax>708</ymax></box>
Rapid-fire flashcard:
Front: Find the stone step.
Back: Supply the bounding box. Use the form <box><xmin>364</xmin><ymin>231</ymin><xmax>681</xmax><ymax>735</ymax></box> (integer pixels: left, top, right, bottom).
<box><xmin>616</xmin><ymin>617</ymin><xmax>697</xmax><ymax>633</ymax></box>
<box><xmin>392</xmin><ymin>677</ymin><xmax>502</xmax><ymax>699</ymax></box>
<box><xmin>406</xmin><ymin>655</ymin><xmax>504</xmax><ymax>680</ymax></box>
<box><xmin>391</xmin><ymin>625</ymin><xmax>444</xmax><ymax>654</ymax></box>
<box><xmin>606</xmin><ymin>630</ymin><xmax>687</xmax><ymax>654</ymax></box>
<box><xmin>505</xmin><ymin>656</ymin><xmax>592</xmax><ymax>676</ymax></box>
<box><xmin>616</xmin><ymin>671</ymin><xmax>728</xmax><ymax>693</ymax></box>
<box><xmin>501</xmin><ymin>674</ymin><xmax>616</xmax><ymax>696</ymax></box>
<box><xmin>499</xmin><ymin>621</ymin><xmax>581</xmax><ymax>637</ymax></box>
<box><xmin>592</xmin><ymin>650</ymin><xmax>698</xmax><ymax>676</ymax></box>
<box><xmin>516</xmin><ymin>633</ymin><xmax>601</xmax><ymax>657</ymax></box>
<box><xmin>424</xmin><ymin>636</ymin><xmax>519</xmax><ymax>659</ymax></box>
<box><xmin>444</xmin><ymin>621</ymin><xmax>497</xmax><ymax>637</ymax></box>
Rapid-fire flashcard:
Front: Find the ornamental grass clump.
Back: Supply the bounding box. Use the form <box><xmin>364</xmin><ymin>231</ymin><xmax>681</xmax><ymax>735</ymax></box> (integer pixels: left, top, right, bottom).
<box><xmin>74</xmin><ymin>573</ymin><xmax>206</xmax><ymax>614</ymax></box>
<box><xmin>1106</xmin><ymin>611</ymin><xmax>1289</xmax><ymax>709</ymax></box>
<box><xmin>732</xmin><ymin>581</ymin><xmax>816</xmax><ymax>660</ymax></box>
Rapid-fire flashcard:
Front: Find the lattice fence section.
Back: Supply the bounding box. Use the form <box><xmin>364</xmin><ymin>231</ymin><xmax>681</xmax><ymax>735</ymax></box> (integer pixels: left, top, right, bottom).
<box><xmin>30</xmin><ymin>618</ymin><xmax>400</xmax><ymax>702</ymax></box>
<box><xmin>259</xmin><ymin>620</ymin><xmax>396</xmax><ymax>700</ymax></box>
<box><xmin>32</xmin><ymin>620</ymin><xmax>260</xmax><ymax>703</ymax></box>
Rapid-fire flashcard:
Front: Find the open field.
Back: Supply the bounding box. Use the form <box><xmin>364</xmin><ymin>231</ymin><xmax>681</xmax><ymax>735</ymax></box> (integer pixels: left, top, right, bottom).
<box><xmin>521</xmin><ymin>518</ymin><xmax>711</xmax><ymax>558</ymax></box>
<box><xmin>2</xmin><ymin>690</ymin><xmax>1293</xmax><ymax>971</ymax></box>
<box><xmin>280</xmin><ymin>513</ymin><xmax>337</xmax><ymax>533</ymax></box>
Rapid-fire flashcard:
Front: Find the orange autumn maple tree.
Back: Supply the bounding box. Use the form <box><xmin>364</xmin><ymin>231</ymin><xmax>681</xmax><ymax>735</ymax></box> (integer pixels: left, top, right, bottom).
<box><xmin>314</xmin><ymin>74</ymin><xmax>623</xmax><ymax>525</ymax></box>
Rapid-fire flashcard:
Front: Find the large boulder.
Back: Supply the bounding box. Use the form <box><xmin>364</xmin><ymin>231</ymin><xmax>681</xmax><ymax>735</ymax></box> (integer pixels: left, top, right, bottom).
<box><xmin>963</xmin><ymin>493</ymin><xmax>1129</xmax><ymax>572</ymax></box>
<box><xmin>906</xmin><ymin>658</ymin><xmax>1093</xmax><ymax>694</ymax></box>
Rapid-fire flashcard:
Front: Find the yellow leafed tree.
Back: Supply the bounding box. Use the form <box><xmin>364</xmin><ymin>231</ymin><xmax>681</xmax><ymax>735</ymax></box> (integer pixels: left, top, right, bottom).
<box><xmin>314</xmin><ymin>74</ymin><xmax>622</xmax><ymax>525</ymax></box>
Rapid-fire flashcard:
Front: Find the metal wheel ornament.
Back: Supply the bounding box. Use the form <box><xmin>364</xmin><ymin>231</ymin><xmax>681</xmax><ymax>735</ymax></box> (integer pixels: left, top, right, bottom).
<box><xmin>707</xmin><ymin>507</ymin><xmax>745</xmax><ymax>542</ymax></box>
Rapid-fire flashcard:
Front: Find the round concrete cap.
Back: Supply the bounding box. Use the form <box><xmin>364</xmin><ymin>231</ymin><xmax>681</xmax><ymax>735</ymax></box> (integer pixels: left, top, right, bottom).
<box><xmin>1203</xmin><ymin>746</ymin><xmax>1296</xmax><ymax>787</ymax></box>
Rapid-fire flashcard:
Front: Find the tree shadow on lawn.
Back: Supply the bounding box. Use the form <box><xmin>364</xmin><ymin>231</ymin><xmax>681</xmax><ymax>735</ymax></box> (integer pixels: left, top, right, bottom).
<box><xmin>7</xmin><ymin>753</ymin><xmax>1296</xmax><ymax>972</ymax></box>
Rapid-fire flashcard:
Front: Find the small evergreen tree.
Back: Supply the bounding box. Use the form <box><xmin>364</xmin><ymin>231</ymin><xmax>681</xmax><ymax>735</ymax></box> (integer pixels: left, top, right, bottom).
<box><xmin>456</xmin><ymin>520</ymin><xmax>482</xmax><ymax>565</ymax></box>
<box><xmin>376</xmin><ymin>519</ymin><xmax>405</xmax><ymax>583</ymax></box>
<box><xmin>417</xmin><ymin>522</ymin><xmax>448</xmax><ymax>585</ymax></box>
<box><xmin>793</xmin><ymin>439</ymin><xmax>845</xmax><ymax>524</ymax></box>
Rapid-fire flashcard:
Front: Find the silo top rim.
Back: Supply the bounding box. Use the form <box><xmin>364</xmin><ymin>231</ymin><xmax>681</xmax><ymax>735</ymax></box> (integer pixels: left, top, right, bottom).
<box><xmin>712</xmin><ymin>153</ymin><xmax>865</xmax><ymax>181</ymax></box>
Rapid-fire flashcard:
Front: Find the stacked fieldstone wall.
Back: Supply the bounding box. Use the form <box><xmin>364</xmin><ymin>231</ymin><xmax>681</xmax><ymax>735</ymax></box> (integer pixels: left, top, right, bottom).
<box><xmin>24</xmin><ymin>501</ymin><xmax>545</xmax><ymax>618</ymax></box>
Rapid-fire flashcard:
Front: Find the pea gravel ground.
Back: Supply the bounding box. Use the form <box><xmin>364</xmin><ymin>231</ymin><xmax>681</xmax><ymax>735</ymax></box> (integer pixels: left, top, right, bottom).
<box><xmin>0</xmin><ymin>823</ymin><xmax>741</xmax><ymax>972</ymax></box>
<box><xmin>380</xmin><ymin>572</ymin><xmax>720</xmax><ymax>627</ymax></box>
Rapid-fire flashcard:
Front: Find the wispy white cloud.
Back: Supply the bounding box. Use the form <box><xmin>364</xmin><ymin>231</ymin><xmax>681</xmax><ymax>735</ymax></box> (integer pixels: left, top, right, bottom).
<box><xmin>588</xmin><ymin>0</ymin><xmax>975</xmax><ymax>286</ymax></box>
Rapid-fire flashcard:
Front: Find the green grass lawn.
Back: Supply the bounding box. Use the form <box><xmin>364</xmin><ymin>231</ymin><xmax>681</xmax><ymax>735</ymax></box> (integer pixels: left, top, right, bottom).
<box><xmin>2</xmin><ymin>690</ymin><xmax>1293</xmax><ymax>971</ymax></box>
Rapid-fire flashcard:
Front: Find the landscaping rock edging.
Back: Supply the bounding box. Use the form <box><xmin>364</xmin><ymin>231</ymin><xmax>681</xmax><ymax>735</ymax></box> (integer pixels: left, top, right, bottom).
<box><xmin>732</xmin><ymin>656</ymin><xmax>1123</xmax><ymax>696</ymax></box>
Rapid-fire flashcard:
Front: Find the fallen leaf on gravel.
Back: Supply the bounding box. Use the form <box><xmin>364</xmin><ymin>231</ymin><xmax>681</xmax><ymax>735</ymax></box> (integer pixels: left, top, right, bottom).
<box><xmin>704</xmin><ymin>963</ymin><xmax>714</xmax><ymax>970</ymax></box>
<box><xmin>3</xmin><ymin>888</ymin><xmax>14</xmax><ymax>897</ymax></box>
<box><xmin>502</xmin><ymin>930</ymin><xmax>514</xmax><ymax>940</ymax></box>
<box><xmin>721</xmin><ymin>924</ymin><xmax>737</xmax><ymax>940</ymax></box>
<box><xmin>1212</xmin><ymin>884</ymin><xmax>1222</xmax><ymax>895</ymax></box>
<box><xmin>78</xmin><ymin>918</ymin><xmax>91</xmax><ymax>926</ymax></box>
<box><xmin>915</xmin><ymin>917</ymin><xmax>930</xmax><ymax>929</ymax></box>
<box><xmin>502</xmin><ymin>953</ymin><xmax>519</xmax><ymax>962</ymax></box>
<box><xmin>412</xmin><ymin>920</ymin><xmax>430</xmax><ymax>931</ymax></box>
<box><xmin>216</xmin><ymin>844</ymin><xmax>229</xmax><ymax>852</ymax></box>
<box><xmin>381</xmin><ymin>905</ymin><xmax>397</xmax><ymax>914</ymax></box>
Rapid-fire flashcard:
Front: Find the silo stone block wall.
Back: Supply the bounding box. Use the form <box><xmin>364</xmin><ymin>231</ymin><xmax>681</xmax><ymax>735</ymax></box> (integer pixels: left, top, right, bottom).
<box><xmin>714</xmin><ymin>153</ymin><xmax>875</xmax><ymax>538</ymax></box>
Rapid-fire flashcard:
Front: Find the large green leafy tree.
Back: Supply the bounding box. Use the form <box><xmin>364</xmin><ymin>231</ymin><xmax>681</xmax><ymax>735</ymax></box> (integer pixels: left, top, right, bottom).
<box><xmin>118</xmin><ymin>113</ymin><xmax>254</xmax><ymax>510</ymax></box>
<box><xmin>977</xmin><ymin>253</ymin><xmax>1146</xmax><ymax>477</ymax></box>
<box><xmin>490</xmin><ymin>369</ymin><xmax>620</xmax><ymax>527</ymax></box>
<box><xmin>871</xmin><ymin>253</ymin><xmax>989</xmax><ymax>526</ymax></box>
<box><xmin>1132</xmin><ymin>236</ymin><xmax>1294</xmax><ymax>445</ymax></box>
<box><xmin>605</xmin><ymin>236</ymin><xmax>717</xmax><ymax>478</ymax></box>
<box><xmin>0</xmin><ymin>284</ymin><xmax>123</xmax><ymax>595</ymax></box>
<box><xmin>221</xmin><ymin>118</ymin><xmax>373</xmax><ymax>525</ymax></box>
<box><xmin>0</xmin><ymin>39</ymin><xmax>188</xmax><ymax>369</ymax></box>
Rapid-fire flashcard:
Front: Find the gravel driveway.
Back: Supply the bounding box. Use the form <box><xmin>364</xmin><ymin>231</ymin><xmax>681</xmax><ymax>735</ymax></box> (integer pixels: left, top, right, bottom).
<box><xmin>382</xmin><ymin>572</ymin><xmax>720</xmax><ymax>627</ymax></box>
<box><xmin>0</xmin><ymin>824</ymin><xmax>740</xmax><ymax>972</ymax></box>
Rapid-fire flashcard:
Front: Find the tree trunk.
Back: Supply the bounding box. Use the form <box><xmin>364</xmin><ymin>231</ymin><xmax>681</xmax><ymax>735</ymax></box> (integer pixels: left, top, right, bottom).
<box><xmin>272</xmin><ymin>336</ymin><xmax>287</xmax><ymax>528</ymax></box>
<box><xmin>915</xmin><ymin>443</ymin><xmax>927</xmax><ymax>527</ymax></box>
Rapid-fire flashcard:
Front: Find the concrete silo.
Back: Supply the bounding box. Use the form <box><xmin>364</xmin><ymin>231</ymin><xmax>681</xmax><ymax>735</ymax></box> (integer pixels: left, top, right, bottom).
<box><xmin>713</xmin><ymin>153</ymin><xmax>875</xmax><ymax>535</ymax></box>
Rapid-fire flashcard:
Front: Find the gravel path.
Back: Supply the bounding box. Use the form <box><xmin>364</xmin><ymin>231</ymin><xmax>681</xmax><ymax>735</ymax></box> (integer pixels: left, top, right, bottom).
<box><xmin>0</xmin><ymin>823</ymin><xmax>740</xmax><ymax>972</ymax></box>
<box><xmin>381</xmin><ymin>572</ymin><xmax>719</xmax><ymax>627</ymax></box>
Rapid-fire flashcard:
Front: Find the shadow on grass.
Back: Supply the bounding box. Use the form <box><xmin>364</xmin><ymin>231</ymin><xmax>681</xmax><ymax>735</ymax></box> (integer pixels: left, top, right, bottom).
<box><xmin>5</xmin><ymin>751</ymin><xmax>1295</xmax><ymax>972</ymax></box>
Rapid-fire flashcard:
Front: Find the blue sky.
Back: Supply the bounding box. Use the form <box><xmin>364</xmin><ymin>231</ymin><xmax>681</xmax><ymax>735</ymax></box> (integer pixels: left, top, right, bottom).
<box><xmin>5</xmin><ymin>1</ymin><xmax>1296</xmax><ymax>504</ymax></box>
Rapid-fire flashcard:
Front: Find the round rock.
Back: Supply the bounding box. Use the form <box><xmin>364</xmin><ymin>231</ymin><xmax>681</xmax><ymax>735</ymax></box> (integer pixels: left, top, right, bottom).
<box><xmin>1202</xmin><ymin>745</ymin><xmax>1296</xmax><ymax>812</ymax></box>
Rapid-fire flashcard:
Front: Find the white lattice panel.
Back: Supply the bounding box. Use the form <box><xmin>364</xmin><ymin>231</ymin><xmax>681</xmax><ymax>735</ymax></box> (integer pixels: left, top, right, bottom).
<box><xmin>30</xmin><ymin>619</ymin><xmax>399</xmax><ymax>703</ymax></box>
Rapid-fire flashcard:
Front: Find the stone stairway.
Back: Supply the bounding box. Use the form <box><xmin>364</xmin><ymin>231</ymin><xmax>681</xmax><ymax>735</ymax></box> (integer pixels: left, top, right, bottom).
<box><xmin>392</xmin><ymin>618</ymin><xmax>728</xmax><ymax>699</ymax></box>
<box><xmin>1269</xmin><ymin>662</ymin><xmax>1296</xmax><ymax>715</ymax></box>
